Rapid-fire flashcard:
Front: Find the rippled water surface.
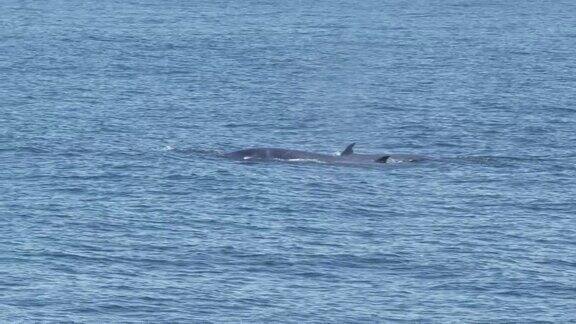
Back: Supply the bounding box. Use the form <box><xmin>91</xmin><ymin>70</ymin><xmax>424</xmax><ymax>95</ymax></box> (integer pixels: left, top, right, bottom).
<box><xmin>1</xmin><ymin>0</ymin><xmax>576</xmax><ymax>322</ymax></box>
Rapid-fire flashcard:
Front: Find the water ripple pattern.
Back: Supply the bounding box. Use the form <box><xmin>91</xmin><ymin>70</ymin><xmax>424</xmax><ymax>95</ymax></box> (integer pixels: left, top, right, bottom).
<box><xmin>1</xmin><ymin>0</ymin><xmax>575</xmax><ymax>322</ymax></box>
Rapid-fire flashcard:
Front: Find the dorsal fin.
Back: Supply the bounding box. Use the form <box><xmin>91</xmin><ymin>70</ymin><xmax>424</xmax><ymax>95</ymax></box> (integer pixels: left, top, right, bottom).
<box><xmin>340</xmin><ymin>143</ymin><xmax>355</xmax><ymax>156</ymax></box>
<box><xmin>376</xmin><ymin>155</ymin><xmax>390</xmax><ymax>163</ymax></box>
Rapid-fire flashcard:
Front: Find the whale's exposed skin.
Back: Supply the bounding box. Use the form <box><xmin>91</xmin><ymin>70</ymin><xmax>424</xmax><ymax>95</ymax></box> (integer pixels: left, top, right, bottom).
<box><xmin>224</xmin><ymin>143</ymin><xmax>426</xmax><ymax>165</ymax></box>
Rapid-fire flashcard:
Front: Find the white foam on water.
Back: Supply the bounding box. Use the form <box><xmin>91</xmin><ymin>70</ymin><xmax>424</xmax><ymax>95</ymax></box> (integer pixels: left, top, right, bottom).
<box><xmin>286</xmin><ymin>158</ymin><xmax>325</xmax><ymax>163</ymax></box>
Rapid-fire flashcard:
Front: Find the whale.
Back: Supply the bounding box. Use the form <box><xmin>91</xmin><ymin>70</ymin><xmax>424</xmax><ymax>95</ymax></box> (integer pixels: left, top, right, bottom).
<box><xmin>224</xmin><ymin>143</ymin><xmax>426</xmax><ymax>164</ymax></box>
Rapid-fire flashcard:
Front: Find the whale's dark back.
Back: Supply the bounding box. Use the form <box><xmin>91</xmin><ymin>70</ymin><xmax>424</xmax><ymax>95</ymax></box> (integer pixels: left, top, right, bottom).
<box><xmin>224</xmin><ymin>148</ymin><xmax>329</xmax><ymax>162</ymax></box>
<box><xmin>224</xmin><ymin>146</ymin><xmax>426</xmax><ymax>164</ymax></box>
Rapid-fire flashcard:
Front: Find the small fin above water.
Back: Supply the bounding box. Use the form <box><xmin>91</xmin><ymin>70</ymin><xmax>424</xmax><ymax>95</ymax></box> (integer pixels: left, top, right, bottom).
<box><xmin>375</xmin><ymin>156</ymin><xmax>390</xmax><ymax>163</ymax></box>
<box><xmin>340</xmin><ymin>143</ymin><xmax>356</xmax><ymax>156</ymax></box>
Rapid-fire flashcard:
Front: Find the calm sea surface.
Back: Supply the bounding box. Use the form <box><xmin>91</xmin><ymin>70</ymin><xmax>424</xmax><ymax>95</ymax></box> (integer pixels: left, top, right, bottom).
<box><xmin>1</xmin><ymin>0</ymin><xmax>575</xmax><ymax>322</ymax></box>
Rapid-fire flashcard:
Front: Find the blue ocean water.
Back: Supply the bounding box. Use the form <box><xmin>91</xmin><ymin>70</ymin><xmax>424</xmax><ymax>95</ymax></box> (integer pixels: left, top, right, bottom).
<box><xmin>1</xmin><ymin>0</ymin><xmax>575</xmax><ymax>322</ymax></box>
